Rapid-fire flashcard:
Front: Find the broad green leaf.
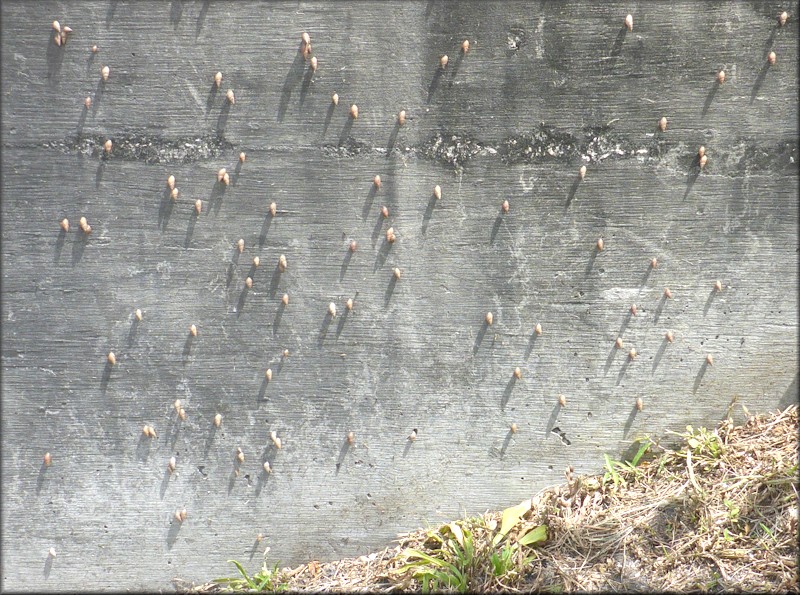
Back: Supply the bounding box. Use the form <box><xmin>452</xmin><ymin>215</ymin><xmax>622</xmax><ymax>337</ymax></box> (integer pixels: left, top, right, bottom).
<box><xmin>493</xmin><ymin>499</ymin><xmax>531</xmax><ymax>545</ymax></box>
<box><xmin>517</xmin><ymin>524</ymin><xmax>547</xmax><ymax>546</ymax></box>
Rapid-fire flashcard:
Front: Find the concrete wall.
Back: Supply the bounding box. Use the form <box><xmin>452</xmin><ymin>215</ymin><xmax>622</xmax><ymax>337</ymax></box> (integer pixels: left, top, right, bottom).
<box><xmin>1</xmin><ymin>0</ymin><xmax>797</xmax><ymax>590</ymax></box>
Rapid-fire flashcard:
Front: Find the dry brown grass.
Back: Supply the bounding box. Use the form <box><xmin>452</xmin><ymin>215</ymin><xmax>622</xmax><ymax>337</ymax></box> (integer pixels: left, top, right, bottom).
<box><xmin>185</xmin><ymin>404</ymin><xmax>798</xmax><ymax>593</ymax></box>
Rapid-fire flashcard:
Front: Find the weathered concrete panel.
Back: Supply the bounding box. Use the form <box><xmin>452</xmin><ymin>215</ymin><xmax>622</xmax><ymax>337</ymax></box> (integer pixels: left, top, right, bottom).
<box><xmin>1</xmin><ymin>0</ymin><xmax>797</xmax><ymax>591</ymax></box>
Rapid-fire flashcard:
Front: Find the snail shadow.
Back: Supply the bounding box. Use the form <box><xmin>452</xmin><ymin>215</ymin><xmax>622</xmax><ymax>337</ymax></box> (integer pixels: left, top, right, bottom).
<box><xmin>489</xmin><ymin>213</ymin><xmax>504</xmax><ymax>245</ymax></box>
<box><xmin>184</xmin><ymin>210</ymin><xmax>198</xmax><ymax>248</ymax></box>
<box><xmin>750</xmin><ymin>61</ymin><xmax>771</xmax><ymax>104</ymax></box>
<box><xmin>622</xmin><ymin>403</ymin><xmax>638</xmax><ymax>439</ymax></box>
<box><xmin>653</xmin><ymin>294</ymin><xmax>668</xmax><ymax>324</ymax></box>
<box><xmin>652</xmin><ymin>338</ymin><xmax>669</xmax><ymax>373</ymax></box>
<box><xmin>232</xmin><ymin>160</ymin><xmax>243</xmax><ymax>187</ymax></box>
<box><xmin>385</xmin><ymin>121</ymin><xmax>400</xmax><ymax>155</ymax></box>
<box><xmin>71</xmin><ymin>233</ymin><xmax>88</xmax><ymax>266</ymax></box>
<box><xmin>473</xmin><ymin>320</ymin><xmax>489</xmax><ymax>354</ymax></box>
<box><xmin>254</xmin><ymin>449</ymin><xmax>274</xmax><ymax>498</ymax></box>
<box><xmin>127</xmin><ymin>317</ymin><xmax>140</xmax><ymax>347</ymax></box>
<box><xmin>499</xmin><ymin>429</ymin><xmax>514</xmax><ymax>458</ymax></box>
<box><xmin>501</xmin><ymin>376</ymin><xmax>517</xmax><ymax>411</ymax></box>
<box><xmin>335</xmin><ymin>441</ymin><xmax>351</xmax><ymax>474</ymax></box>
<box><xmin>338</xmin><ymin>117</ymin><xmax>354</xmax><ymax>147</ymax></box>
<box><xmin>203</xmin><ymin>424</ymin><xmax>218</xmax><ymax>458</ymax></box>
<box><xmin>524</xmin><ymin>333</ymin><xmax>539</xmax><ymax>359</ymax></box>
<box><xmin>105</xmin><ymin>0</ymin><xmax>118</xmax><ymax>27</ymax></box>
<box><xmin>322</xmin><ymin>101</ymin><xmax>336</xmax><ymax>138</ymax></box>
<box><xmin>335</xmin><ymin>308</ymin><xmax>349</xmax><ymax>339</ymax></box>
<box><xmin>36</xmin><ymin>462</ymin><xmax>48</xmax><ymax>494</ymax></box>
<box><xmin>167</xmin><ymin>415</ymin><xmax>182</xmax><ymax>450</ymax></box>
<box><xmin>76</xmin><ymin>105</ymin><xmax>88</xmax><ymax>134</ymax></box>
<box><xmin>403</xmin><ymin>438</ymin><xmax>414</xmax><ymax>458</ymax></box>
<box><xmin>692</xmin><ymin>360</ymin><xmax>709</xmax><ymax>394</ymax></box>
<box><xmin>564</xmin><ymin>178</ymin><xmax>581</xmax><ymax>211</ymax></box>
<box><xmin>100</xmin><ymin>360</ymin><xmax>112</xmax><ymax>395</ymax></box>
<box><xmin>205</xmin><ymin>82</ymin><xmax>218</xmax><ymax>116</ymax></box>
<box><xmin>448</xmin><ymin>51</ymin><xmax>465</xmax><ymax>86</ymax></box>
<box><xmin>158</xmin><ymin>189</ymin><xmax>174</xmax><ymax>230</ymax></box>
<box><xmin>46</xmin><ymin>33</ymin><xmax>65</xmax><ymax>84</ymax></box>
<box><xmin>371</xmin><ymin>214</ymin><xmax>384</xmax><ymax>247</ymax></box>
<box><xmin>683</xmin><ymin>164</ymin><xmax>701</xmax><ymax>201</ymax></box>
<box><xmin>584</xmin><ymin>248</ymin><xmax>600</xmax><ymax>276</ymax></box>
<box><xmin>277</xmin><ymin>50</ymin><xmax>306</xmax><ymax>122</ymax></box>
<box><xmin>616</xmin><ymin>356</ymin><xmax>632</xmax><ymax>385</ymax></box>
<box><xmin>216</xmin><ymin>101</ymin><xmax>231</xmax><ymax>136</ymax></box>
<box><xmin>609</xmin><ymin>26</ymin><xmax>627</xmax><ymax>58</ymax></box>
<box><xmin>604</xmin><ymin>344</ymin><xmax>619</xmax><ymax>375</ymax></box>
<box><xmin>248</xmin><ymin>537</ymin><xmax>261</xmax><ymax>561</ymax></box>
<box><xmin>182</xmin><ymin>334</ymin><xmax>194</xmax><ymax>364</ymax></box>
<box><xmin>257</xmin><ymin>376</ymin><xmax>268</xmax><ymax>402</ymax></box>
<box><xmin>259</xmin><ymin>212</ymin><xmax>273</xmax><ymax>248</ymax></box>
<box><xmin>269</xmin><ymin>264</ymin><xmax>282</xmax><ymax>298</ymax></box>
<box><xmin>95</xmin><ymin>160</ymin><xmax>106</xmax><ymax>189</ymax></box>
<box><xmin>92</xmin><ymin>78</ymin><xmax>105</xmax><ymax>115</ymax></box>
<box><xmin>426</xmin><ymin>67</ymin><xmax>444</xmax><ymax>103</ymax></box>
<box><xmin>196</xmin><ymin>0</ymin><xmax>210</xmax><ymax>37</ymax></box>
<box><xmin>362</xmin><ymin>185</ymin><xmax>378</xmax><ymax>221</ymax></box>
<box><xmin>273</xmin><ymin>301</ymin><xmax>285</xmax><ymax>337</ymax></box>
<box><xmin>638</xmin><ymin>265</ymin><xmax>653</xmax><ymax>291</ymax></box>
<box><xmin>421</xmin><ymin>194</ymin><xmax>437</xmax><ymax>235</ymax></box>
<box><xmin>318</xmin><ymin>312</ymin><xmax>333</xmax><ymax>346</ymax></box>
<box><xmin>703</xmin><ymin>288</ymin><xmax>717</xmax><ymax>316</ymax></box>
<box><xmin>236</xmin><ymin>286</ymin><xmax>248</xmax><ymax>317</ymax></box>
<box><xmin>136</xmin><ymin>433</ymin><xmax>152</xmax><ymax>462</ymax></box>
<box><xmin>373</xmin><ymin>239</ymin><xmax>392</xmax><ymax>272</ymax></box>
<box><xmin>44</xmin><ymin>553</ymin><xmax>54</xmax><ymax>578</ymax></box>
<box><xmin>170</xmin><ymin>0</ymin><xmax>183</xmax><ymax>29</ymax></box>
<box><xmin>54</xmin><ymin>228</ymin><xmax>67</xmax><ymax>263</ymax></box>
<box><xmin>339</xmin><ymin>249</ymin><xmax>353</xmax><ymax>282</ymax></box>
<box><xmin>225</xmin><ymin>248</ymin><xmax>241</xmax><ymax>288</ymax></box>
<box><xmin>166</xmin><ymin>518</ymin><xmax>181</xmax><ymax>550</ymax></box>
<box><xmin>617</xmin><ymin>310</ymin><xmax>633</xmax><ymax>338</ymax></box>
<box><xmin>701</xmin><ymin>80</ymin><xmax>720</xmax><ymax>117</ymax></box>
<box><xmin>159</xmin><ymin>467</ymin><xmax>172</xmax><ymax>500</ymax></box>
<box><xmin>384</xmin><ymin>275</ymin><xmax>398</xmax><ymax>307</ymax></box>
<box><xmin>545</xmin><ymin>402</ymin><xmax>561</xmax><ymax>435</ymax></box>
<box><xmin>298</xmin><ymin>67</ymin><xmax>314</xmax><ymax>106</ymax></box>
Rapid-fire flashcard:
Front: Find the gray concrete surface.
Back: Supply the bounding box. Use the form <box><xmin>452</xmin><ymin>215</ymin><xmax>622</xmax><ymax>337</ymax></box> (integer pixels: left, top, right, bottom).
<box><xmin>1</xmin><ymin>0</ymin><xmax>797</xmax><ymax>591</ymax></box>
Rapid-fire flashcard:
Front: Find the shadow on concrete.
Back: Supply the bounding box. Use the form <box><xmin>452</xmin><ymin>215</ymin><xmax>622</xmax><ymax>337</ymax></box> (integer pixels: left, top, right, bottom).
<box><xmin>278</xmin><ymin>50</ymin><xmax>306</xmax><ymax>121</ymax></box>
<box><xmin>170</xmin><ymin>0</ymin><xmax>183</xmax><ymax>29</ymax></box>
<box><xmin>750</xmin><ymin>61</ymin><xmax>771</xmax><ymax>104</ymax></box>
<box><xmin>226</xmin><ymin>247</ymin><xmax>241</xmax><ymax>288</ymax></box>
<box><xmin>421</xmin><ymin>194</ymin><xmax>437</xmax><ymax>236</ymax></box>
<box><xmin>54</xmin><ymin>228</ymin><xmax>67</xmax><ymax>263</ymax></box>
<box><xmin>158</xmin><ymin>188</ymin><xmax>174</xmax><ymax>230</ymax></box>
<box><xmin>259</xmin><ymin>212</ymin><xmax>273</xmax><ymax>248</ymax></box>
<box><xmin>236</xmin><ymin>285</ymin><xmax>248</xmax><ymax>317</ymax></box>
<box><xmin>779</xmin><ymin>373</ymin><xmax>798</xmax><ymax>409</ymax></box>
<box><xmin>683</xmin><ymin>165</ymin><xmax>700</xmax><ymax>201</ymax></box>
<box><xmin>653</xmin><ymin>294</ymin><xmax>668</xmax><ymax>324</ymax></box>
<box><xmin>182</xmin><ymin>334</ymin><xmax>194</xmax><ymax>364</ymax></box>
<box><xmin>44</xmin><ymin>553</ymin><xmax>54</xmax><ymax>578</ymax></box>
<box><xmin>76</xmin><ymin>105</ymin><xmax>88</xmax><ymax>134</ymax></box>
<box><xmin>617</xmin><ymin>310</ymin><xmax>633</xmax><ymax>338</ymax></box>
<box><xmin>603</xmin><ymin>344</ymin><xmax>619</xmax><ymax>376</ymax></box>
<box><xmin>159</xmin><ymin>467</ymin><xmax>172</xmax><ymax>499</ymax></box>
<box><xmin>339</xmin><ymin>249</ymin><xmax>353</xmax><ymax>282</ymax></box>
<box><xmin>338</xmin><ymin>117</ymin><xmax>354</xmax><ymax>147</ymax></box>
<box><xmin>216</xmin><ymin>101</ymin><xmax>231</xmax><ymax>136</ymax></box>
<box><xmin>693</xmin><ymin>360</ymin><xmax>709</xmax><ymax>394</ymax></box>
<box><xmin>205</xmin><ymin>82</ymin><xmax>218</xmax><ymax>116</ymax></box>
<box><xmin>335</xmin><ymin>441</ymin><xmax>351</xmax><ymax>474</ymax></box>
<box><xmin>203</xmin><ymin>423</ymin><xmax>218</xmax><ymax>458</ymax></box>
<box><xmin>335</xmin><ymin>309</ymin><xmax>349</xmax><ymax>339</ymax></box>
<box><xmin>196</xmin><ymin>0</ymin><xmax>210</xmax><ymax>37</ymax></box>
<box><xmin>71</xmin><ymin>232</ymin><xmax>88</xmax><ymax>266</ymax></box>
<box><xmin>703</xmin><ymin>288</ymin><xmax>717</xmax><ymax>316</ymax></box>
<box><xmin>105</xmin><ymin>0</ymin><xmax>118</xmax><ymax>27</ymax></box>
<box><xmin>136</xmin><ymin>432</ymin><xmax>152</xmax><ymax>462</ymax></box>
<box><xmin>46</xmin><ymin>34</ymin><xmax>65</xmax><ymax>84</ymax></box>
<box><xmin>373</xmin><ymin>239</ymin><xmax>392</xmax><ymax>272</ymax></box>
<box><xmin>273</xmin><ymin>302</ymin><xmax>285</xmax><ymax>336</ymax></box>
<box><xmin>490</xmin><ymin>213</ymin><xmax>505</xmax><ymax>245</ymax></box>
<box><xmin>499</xmin><ymin>428</ymin><xmax>514</xmax><ymax>458</ymax></box>
<box><xmin>564</xmin><ymin>177</ymin><xmax>581</xmax><ymax>211</ymax></box>
<box><xmin>95</xmin><ymin>160</ymin><xmax>106</xmax><ymax>189</ymax></box>
<box><xmin>257</xmin><ymin>375</ymin><xmax>268</xmax><ymax>402</ymax></box>
<box><xmin>384</xmin><ymin>275</ymin><xmax>398</xmax><ymax>307</ymax></box>
<box><xmin>232</xmin><ymin>159</ymin><xmax>243</xmax><ymax>187</ymax></box>
<box><xmin>318</xmin><ymin>312</ymin><xmax>333</xmax><ymax>346</ymax></box>
<box><xmin>473</xmin><ymin>320</ymin><xmax>489</xmax><ymax>354</ymax></box>
<box><xmin>584</xmin><ymin>247</ymin><xmax>599</xmax><ymax>276</ymax></box>
<box><xmin>166</xmin><ymin>518</ymin><xmax>181</xmax><ymax>549</ymax></box>
<box><xmin>545</xmin><ymin>402</ymin><xmax>561</xmax><ymax>434</ymax></box>
<box><xmin>299</xmin><ymin>67</ymin><xmax>314</xmax><ymax>106</ymax></box>
<box><xmin>362</xmin><ymin>184</ymin><xmax>378</xmax><ymax>221</ymax></box>
<box><xmin>92</xmin><ymin>78</ymin><xmax>105</xmax><ymax>116</ymax></box>
<box><xmin>622</xmin><ymin>403</ymin><xmax>638</xmax><ymax>439</ymax></box>
<box><xmin>269</xmin><ymin>264</ymin><xmax>282</xmax><ymax>298</ymax></box>
<box><xmin>385</xmin><ymin>121</ymin><xmax>401</xmax><ymax>155</ymax></box>
<box><xmin>127</xmin><ymin>317</ymin><xmax>140</xmax><ymax>347</ymax></box>
<box><xmin>184</xmin><ymin>210</ymin><xmax>198</xmax><ymax>248</ymax></box>
<box><xmin>427</xmin><ymin>67</ymin><xmax>444</xmax><ymax>103</ymax></box>
<box><xmin>501</xmin><ymin>376</ymin><xmax>517</xmax><ymax>410</ymax></box>
<box><xmin>616</xmin><ymin>356</ymin><xmax>632</xmax><ymax>385</ymax></box>
<box><xmin>652</xmin><ymin>337</ymin><xmax>669</xmax><ymax>373</ymax></box>
<box><xmin>371</xmin><ymin>213</ymin><xmax>384</xmax><ymax>247</ymax></box>
<box><xmin>702</xmin><ymin>80</ymin><xmax>720</xmax><ymax>117</ymax></box>
<box><xmin>638</xmin><ymin>265</ymin><xmax>653</xmax><ymax>291</ymax></box>
<box><xmin>36</xmin><ymin>461</ymin><xmax>48</xmax><ymax>494</ymax></box>
<box><xmin>524</xmin><ymin>332</ymin><xmax>539</xmax><ymax>359</ymax></box>
<box><xmin>448</xmin><ymin>52</ymin><xmax>465</xmax><ymax>86</ymax></box>
<box><xmin>322</xmin><ymin>101</ymin><xmax>336</xmax><ymax>138</ymax></box>
<box><xmin>100</xmin><ymin>360</ymin><xmax>112</xmax><ymax>395</ymax></box>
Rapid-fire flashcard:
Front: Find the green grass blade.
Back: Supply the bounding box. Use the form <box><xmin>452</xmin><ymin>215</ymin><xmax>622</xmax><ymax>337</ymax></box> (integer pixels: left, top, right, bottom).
<box><xmin>518</xmin><ymin>524</ymin><xmax>547</xmax><ymax>546</ymax></box>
